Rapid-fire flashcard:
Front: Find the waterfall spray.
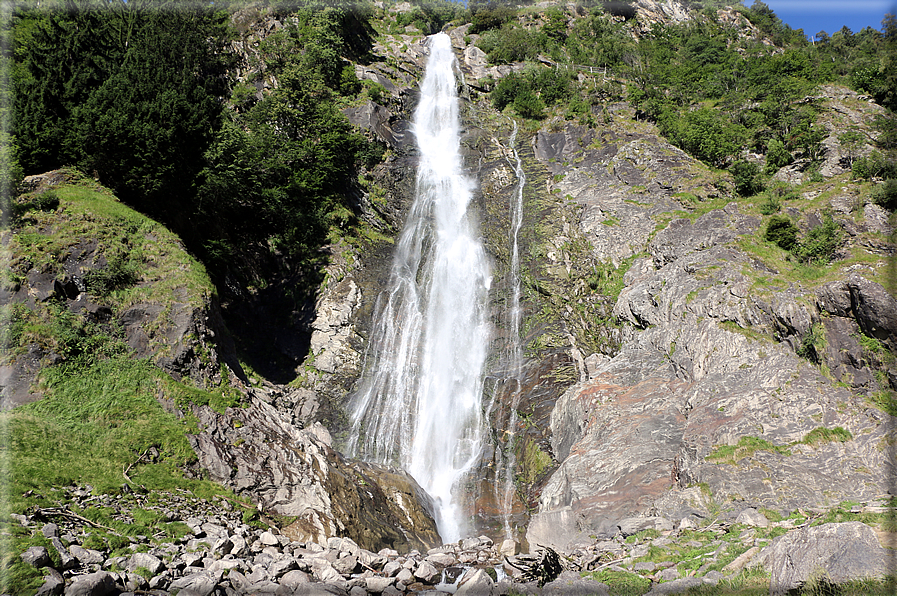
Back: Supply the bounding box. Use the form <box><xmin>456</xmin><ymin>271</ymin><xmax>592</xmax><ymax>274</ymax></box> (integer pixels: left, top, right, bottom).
<box><xmin>347</xmin><ymin>33</ymin><xmax>491</xmax><ymax>544</ymax></box>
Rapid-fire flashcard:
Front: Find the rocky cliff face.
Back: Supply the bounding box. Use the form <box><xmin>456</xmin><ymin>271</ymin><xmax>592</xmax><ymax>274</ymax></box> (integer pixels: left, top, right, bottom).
<box><xmin>294</xmin><ymin>21</ymin><xmax>896</xmax><ymax>552</ymax></box>
<box><xmin>507</xmin><ymin>95</ymin><xmax>896</xmax><ymax>551</ymax></box>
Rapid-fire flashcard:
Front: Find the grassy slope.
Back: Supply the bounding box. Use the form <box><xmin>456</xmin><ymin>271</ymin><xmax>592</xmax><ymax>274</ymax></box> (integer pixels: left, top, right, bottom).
<box><xmin>1</xmin><ymin>174</ymin><xmax>249</xmax><ymax>594</ymax></box>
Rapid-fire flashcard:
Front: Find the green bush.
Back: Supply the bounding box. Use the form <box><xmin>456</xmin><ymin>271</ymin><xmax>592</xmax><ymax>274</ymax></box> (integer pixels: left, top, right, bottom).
<box><xmin>469</xmin><ymin>3</ymin><xmax>515</xmax><ymax>34</ymax></box>
<box><xmin>852</xmin><ymin>150</ymin><xmax>897</xmax><ymax>180</ymax></box>
<box><xmin>765</xmin><ymin>138</ymin><xmax>793</xmax><ymax>173</ymax></box>
<box><xmin>764</xmin><ymin>215</ymin><xmax>799</xmax><ymax>251</ymax></box>
<box><xmin>871</xmin><ymin>178</ymin><xmax>897</xmax><ymax>210</ymax></box>
<box><xmin>512</xmin><ymin>88</ymin><xmax>546</xmax><ymax>120</ymax></box>
<box><xmin>793</xmin><ymin>212</ymin><xmax>841</xmax><ymax>264</ymax></box>
<box><xmin>82</xmin><ymin>251</ymin><xmax>141</xmax><ymax>297</ymax></box>
<box><xmin>759</xmin><ymin>195</ymin><xmax>781</xmax><ymax>215</ymax></box>
<box><xmin>731</xmin><ymin>160</ymin><xmax>765</xmax><ymax>197</ymax></box>
<box><xmin>478</xmin><ymin>25</ymin><xmax>546</xmax><ymax>64</ymax></box>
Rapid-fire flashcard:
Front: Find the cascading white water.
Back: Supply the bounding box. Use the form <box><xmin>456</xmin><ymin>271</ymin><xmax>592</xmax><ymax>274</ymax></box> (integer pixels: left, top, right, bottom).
<box><xmin>496</xmin><ymin>120</ymin><xmax>526</xmax><ymax>540</ymax></box>
<box><xmin>347</xmin><ymin>32</ymin><xmax>491</xmax><ymax>543</ymax></box>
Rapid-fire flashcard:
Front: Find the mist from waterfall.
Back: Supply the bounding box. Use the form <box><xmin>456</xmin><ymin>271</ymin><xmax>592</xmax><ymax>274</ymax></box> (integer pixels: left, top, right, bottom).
<box><xmin>347</xmin><ymin>32</ymin><xmax>491</xmax><ymax>544</ymax></box>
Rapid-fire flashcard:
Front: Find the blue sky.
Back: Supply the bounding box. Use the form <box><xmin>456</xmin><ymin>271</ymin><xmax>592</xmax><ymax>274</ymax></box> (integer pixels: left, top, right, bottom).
<box><xmin>759</xmin><ymin>0</ymin><xmax>896</xmax><ymax>37</ymax></box>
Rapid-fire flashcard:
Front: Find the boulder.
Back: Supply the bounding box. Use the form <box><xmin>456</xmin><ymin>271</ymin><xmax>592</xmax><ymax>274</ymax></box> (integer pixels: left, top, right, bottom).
<box><xmin>735</xmin><ymin>508</ymin><xmax>769</xmax><ymax>528</ymax></box>
<box><xmin>168</xmin><ymin>570</ymin><xmax>220</xmax><ymax>596</ymax></box>
<box><xmin>21</xmin><ymin>546</ymin><xmax>52</xmax><ymax>568</ymax></box>
<box><xmin>35</xmin><ymin>569</ymin><xmax>64</xmax><ymax>596</ymax></box>
<box><xmin>126</xmin><ymin>552</ymin><xmax>164</xmax><ymax>575</ymax></box>
<box><xmin>189</xmin><ymin>397</ymin><xmax>440</xmax><ymax>552</ymax></box>
<box><xmin>756</xmin><ymin>521</ymin><xmax>890</xmax><ymax>594</ymax></box>
<box><xmin>63</xmin><ymin>572</ymin><xmax>116</xmax><ymax>596</ymax></box>
<box><xmin>455</xmin><ymin>568</ymin><xmax>494</xmax><ymax>596</ymax></box>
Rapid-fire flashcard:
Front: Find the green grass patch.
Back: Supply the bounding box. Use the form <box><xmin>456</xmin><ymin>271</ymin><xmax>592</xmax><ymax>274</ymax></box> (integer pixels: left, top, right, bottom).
<box><xmin>867</xmin><ymin>390</ymin><xmax>897</xmax><ymax>417</ymax></box>
<box><xmin>797</xmin><ymin>426</ymin><xmax>853</xmax><ymax>447</ymax></box>
<box><xmin>717</xmin><ymin>321</ymin><xmax>772</xmax><ymax>343</ymax></box>
<box><xmin>705</xmin><ymin>436</ymin><xmax>792</xmax><ymax>465</ymax></box>
<box><xmin>683</xmin><ymin>566</ymin><xmax>770</xmax><ymax>594</ymax></box>
<box><xmin>2</xmin><ymin>354</ymin><xmax>237</xmax><ymax>516</ymax></box>
<box><xmin>11</xmin><ymin>182</ymin><xmax>214</xmax><ymax>313</ymax></box>
<box><xmin>582</xmin><ymin>570</ymin><xmax>650</xmax><ymax>595</ymax></box>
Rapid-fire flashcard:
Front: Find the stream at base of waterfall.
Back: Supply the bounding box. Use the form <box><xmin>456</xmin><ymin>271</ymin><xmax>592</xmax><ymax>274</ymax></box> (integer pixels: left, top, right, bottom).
<box><xmin>347</xmin><ymin>32</ymin><xmax>492</xmax><ymax>544</ymax></box>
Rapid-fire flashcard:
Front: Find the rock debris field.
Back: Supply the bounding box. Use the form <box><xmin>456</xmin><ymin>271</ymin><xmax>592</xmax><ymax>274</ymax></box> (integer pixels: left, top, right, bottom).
<box><xmin>11</xmin><ymin>485</ymin><xmax>893</xmax><ymax>596</ymax></box>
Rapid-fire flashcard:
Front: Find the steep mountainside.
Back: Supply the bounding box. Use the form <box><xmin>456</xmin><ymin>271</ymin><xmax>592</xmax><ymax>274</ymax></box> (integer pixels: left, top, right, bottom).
<box><xmin>3</xmin><ymin>0</ymin><xmax>897</xmax><ymax>594</ymax></box>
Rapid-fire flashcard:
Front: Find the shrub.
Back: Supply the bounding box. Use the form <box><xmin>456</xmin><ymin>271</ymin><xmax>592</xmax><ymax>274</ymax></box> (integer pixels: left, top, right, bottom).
<box><xmin>765</xmin><ymin>138</ymin><xmax>793</xmax><ymax>173</ymax></box>
<box><xmin>871</xmin><ymin>178</ymin><xmax>897</xmax><ymax>211</ymax></box>
<box><xmin>363</xmin><ymin>80</ymin><xmax>387</xmax><ymax>104</ymax></box>
<box><xmin>764</xmin><ymin>215</ymin><xmax>798</xmax><ymax>251</ymax></box>
<box><xmin>759</xmin><ymin>195</ymin><xmax>781</xmax><ymax>215</ymax></box>
<box><xmin>793</xmin><ymin>212</ymin><xmax>841</xmax><ymax>264</ymax></box>
<box><xmin>731</xmin><ymin>160</ymin><xmax>765</xmax><ymax>197</ymax></box>
<box><xmin>469</xmin><ymin>3</ymin><xmax>515</xmax><ymax>34</ymax></box>
<box><xmin>852</xmin><ymin>150</ymin><xmax>897</xmax><ymax>180</ymax></box>
<box><xmin>512</xmin><ymin>88</ymin><xmax>546</xmax><ymax>119</ymax></box>
<box><xmin>796</xmin><ymin>323</ymin><xmax>826</xmax><ymax>363</ymax></box>
<box><xmin>83</xmin><ymin>251</ymin><xmax>141</xmax><ymax>297</ymax></box>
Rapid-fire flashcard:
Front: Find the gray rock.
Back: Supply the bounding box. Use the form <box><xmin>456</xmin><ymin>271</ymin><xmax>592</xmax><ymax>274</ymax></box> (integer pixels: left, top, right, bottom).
<box><xmin>63</xmin><ymin>572</ymin><xmax>116</xmax><ymax>596</ymax></box>
<box><xmin>312</xmin><ymin>560</ymin><xmax>348</xmax><ymax>591</ymax></box>
<box><xmin>230</xmin><ymin>534</ymin><xmax>248</xmax><ymax>557</ymax></box>
<box><xmin>126</xmin><ymin>552</ymin><xmax>164</xmax><ymax>575</ymax></box>
<box><xmin>424</xmin><ymin>553</ymin><xmax>456</xmax><ymax>567</ymax></box>
<box><xmin>396</xmin><ymin>568</ymin><xmax>414</xmax><ymax>584</ymax></box>
<box><xmin>735</xmin><ymin>508</ymin><xmax>769</xmax><ymax>528</ymax></box>
<box><xmin>413</xmin><ymin>560</ymin><xmax>440</xmax><ymax>584</ymax></box>
<box><xmin>364</xmin><ymin>575</ymin><xmax>395</xmax><ymax>593</ymax></box>
<box><xmin>51</xmin><ymin>537</ymin><xmax>77</xmax><ymax>570</ymax></box>
<box><xmin>455</xmin><ymin>568</ymin><xmax>494</xmax><ymax>596</ymax></box>
<box><xmin>270</xmin><ymin>556</ymin><xmax>299</xmax><ymax>578</ymax></box>
<box><xmin>168</xmin><ymin>570</ymin><xmax>220</xmax><ymax>596</ymax></box>
<box><xmin>21</xmin><ymin>546</ymin><xmax>52</xmax><ymax>568</ymax></box>
<box><xmin>279</xmin><ymin>569</ymin><xmax>311</xmax><ymax>589</ymax></box>
<box><xmin>757</xmin><ymin>522</ymin><xmax>889</xmax><ymax>594</ymax></box>
<box><xmin>382</xmin><ymin>560</ymin><xmax>402</xmax><ymax>577</ymax></box>
<box><xmin>188</xmin><ymin>398</ymin><xmax>439</xmax><ymax>553</ymax></box>
<box><xmin>69</xmin><ymin>545</ymin><xmax>104</xmax><ymax>567</ymax></box>
<box><xmin>212</xmin><ymin>536</ymin><xmax>233</xmax><ymax>556</ymax></box>
<box><xmin>657</xmin><ymin>566</ymin><xmax>680</xmax><ymax>581</ymax></box>
<box><xmin>260</xmin><ymin>531</ymin><xmax>280</xmax><ymax>546</ymax></box>
<box><xmin>42</xmin><ymin>524</ymin><xmax>60</xmax><ymax>539</ymax></box>
<box><xmin>498</xmin><ymin>539</ymin><xmax>518</xmax><ymax>557</ymax></box>
<box><xmin>35</xmin><ymin>569</ymin><xmax>64</xmax><ymax>596</ymax></box>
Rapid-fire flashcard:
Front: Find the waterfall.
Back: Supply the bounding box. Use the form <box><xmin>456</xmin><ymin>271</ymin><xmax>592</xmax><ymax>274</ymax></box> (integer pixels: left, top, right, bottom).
<box><xmin>496</xmin><ymin>120</ymin><xmax>526</xmax><ymax>540</ymax></box>
<box><xmin>347</xmin><ymin>32</ymin><xmax>491</xmax><ymax>544</ymax></box>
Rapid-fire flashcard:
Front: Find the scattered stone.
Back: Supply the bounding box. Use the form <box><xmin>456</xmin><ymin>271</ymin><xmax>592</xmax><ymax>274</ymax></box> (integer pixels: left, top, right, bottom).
<box><xmin>259</xmin><ymin>531</ymin><xmax>280</xmax><ymax>546</ymax></box>
<box><xmin>35</xmin><ymin>569</ymin><xmax>65</xmax><ymax>596</ymax></box>
<box><xmin>735</xmin><ymin>508</ymin><xmax>769</xmax><ymax>528</ymax></box>
<box><xmin>168</xmin><ymin>570</ymin><xmax>220</xmax><ymax>596</ymax></box>
<box><xmin>413</xmin><ymin>560</ymin><xmax>440</xmax><ymax>584</ymax></box>
<box><xmin>63</xmin><ymin>571</ymin><xmax>116</xmax><ymax>596</ymax></box>
<box><xmin>499</xmin><ymin>539</ymin><xmax>518</xmax><ymax>557</ymax></box>
<box><xmin>455</xmin><ymin>567</ymin><xmax>495</xmax><ymax>596</ymax></box>
<box><xmin>656</xmin><ymin>566</ymin><xmax>680</xmax><ymax>581</ymax></box>
<box><xmin>21</xmin><ymin>546</ymin><xmax>52</xmax><ymax>568</ymax></box>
